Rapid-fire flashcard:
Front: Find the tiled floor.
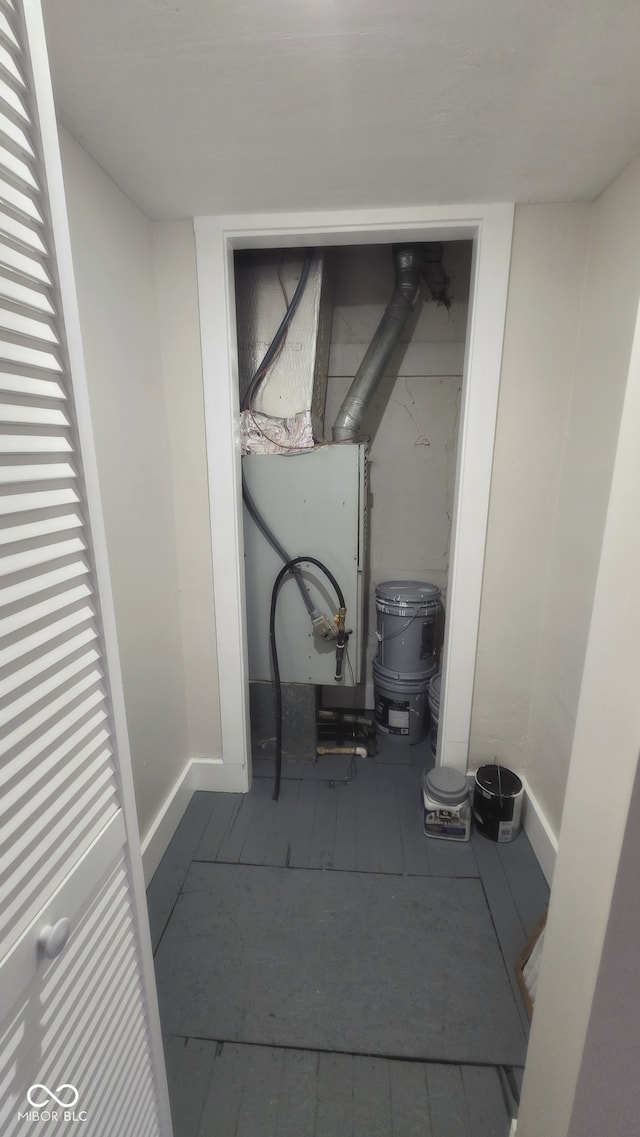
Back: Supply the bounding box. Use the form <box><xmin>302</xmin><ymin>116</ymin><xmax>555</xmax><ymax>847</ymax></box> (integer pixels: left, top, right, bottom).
<box><xmin>147</xmin><ymin>739</ymin><xmax>549</xmax><ymax>1137</ymax></box>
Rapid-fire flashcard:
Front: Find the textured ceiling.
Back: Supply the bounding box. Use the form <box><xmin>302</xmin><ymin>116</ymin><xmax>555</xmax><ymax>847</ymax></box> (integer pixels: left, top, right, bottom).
<box><xmin>42</xmin><ymin>0</ymin><xmax>640</xmax><ymax>220</ymax></box>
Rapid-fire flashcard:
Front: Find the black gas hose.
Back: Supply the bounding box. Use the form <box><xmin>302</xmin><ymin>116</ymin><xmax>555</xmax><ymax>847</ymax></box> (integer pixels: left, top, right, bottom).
<box><xmin>270</xmin><ymin>556</ymin><xmax>346</xmax><ymax>801</ymax></box>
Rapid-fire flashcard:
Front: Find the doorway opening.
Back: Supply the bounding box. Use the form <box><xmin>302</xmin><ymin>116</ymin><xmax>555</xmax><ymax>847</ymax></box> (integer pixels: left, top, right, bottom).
<box><xmin>235</xmin><ymin>240</ymin><xmax>471</xmax><ymax>773</ymax></box>
<box><xmin>194</xmin><ymin>203</ymin><xmax>514</xmax><ymax>788</ymax></box>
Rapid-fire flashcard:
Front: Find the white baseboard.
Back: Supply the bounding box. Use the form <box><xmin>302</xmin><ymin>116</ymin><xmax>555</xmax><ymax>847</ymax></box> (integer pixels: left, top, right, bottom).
<box><xmin>141</xmin><ymin>756</ymin><xmax>248</xmax><ymax>884</ymax></box>
<box><xmin>188</xmin><ymin>757</ymin><xmax>249</xmax><ymax>793</ymax></box>
<box><xmin>466</xmin><ymin>768</ymin><xmax>558</xmax><ymax>886</ymax></box>
<box><xmin>520</xmin><ymin>776</ymin><xmax>558</xmax><ymax>887</ymax></box>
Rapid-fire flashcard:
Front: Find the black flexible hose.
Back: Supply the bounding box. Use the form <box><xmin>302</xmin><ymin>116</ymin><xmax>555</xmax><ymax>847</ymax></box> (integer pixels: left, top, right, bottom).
<box><xmin>270</xmin><ymin>556</ymin><xmax>346</xmax><ymax>801</ymax></box>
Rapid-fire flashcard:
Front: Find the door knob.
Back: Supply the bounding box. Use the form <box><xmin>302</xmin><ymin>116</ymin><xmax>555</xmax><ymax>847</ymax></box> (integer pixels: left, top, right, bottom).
<box><xmin>38</xmin><ymin>917</ymin><xmax>71</xmax><ymax>960</ymax></box>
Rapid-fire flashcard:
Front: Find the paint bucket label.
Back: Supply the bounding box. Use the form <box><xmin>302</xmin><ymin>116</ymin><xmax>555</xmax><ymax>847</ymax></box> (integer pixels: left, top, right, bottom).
<box><xmin>420</xmin><ymin>620</ymin><xmax>435</xmax><ymax>660</ymax></box>
<box><xmin>375</xmin><ymin>692</ymin><xmax>410</xmax><ymax>735</ymax></box>
<box><xmin>422</xmin><ymin>794</ymin><xmax>471</xmax><ymax>842</ymax></box>
<box><xmin>497</xmin><ymin>793</ymin><xmax>523</xmax><ymax>841</ymax></box>
<box><xmin>424</xmin><ymin>809</ymin><xmax>468</xmax><ymax>840</ymax></box>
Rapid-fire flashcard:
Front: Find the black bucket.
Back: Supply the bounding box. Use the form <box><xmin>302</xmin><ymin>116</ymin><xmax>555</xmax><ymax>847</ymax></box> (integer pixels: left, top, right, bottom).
<box><xmin>472</xmin><ymin>765</ymin><xmax>523</xmax><ymax>843</ymax></box>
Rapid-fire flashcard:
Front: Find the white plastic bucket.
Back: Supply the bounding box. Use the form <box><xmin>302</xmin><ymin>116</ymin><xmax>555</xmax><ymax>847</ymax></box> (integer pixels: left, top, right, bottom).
<box><xmin>375</xmin><ymin>581</ymin><xmax>442</xmax><ymax>674</ymax></box>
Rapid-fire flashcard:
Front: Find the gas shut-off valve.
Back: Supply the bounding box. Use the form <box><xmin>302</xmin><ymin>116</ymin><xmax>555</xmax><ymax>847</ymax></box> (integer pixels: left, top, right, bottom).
<box><xmin>333</xmin><ymin>606</ymin><xmax>350</xmax><ymax>682</ymax></box>
<box><xmin>311</xmin><ymin>606</ymin><xmax>351</xmax><ymax>681</ymax></box>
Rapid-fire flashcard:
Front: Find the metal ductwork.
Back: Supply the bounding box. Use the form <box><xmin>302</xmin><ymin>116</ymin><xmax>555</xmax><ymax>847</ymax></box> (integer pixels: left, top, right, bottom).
<box><xmin>332</xmin><ymin>243</ymin><xmax>447</xmax><ymax>441</ymax></box>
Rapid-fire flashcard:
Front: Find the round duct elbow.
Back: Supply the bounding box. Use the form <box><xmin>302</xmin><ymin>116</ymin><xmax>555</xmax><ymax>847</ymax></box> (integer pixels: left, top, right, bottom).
<box><xmin>331</xmin><ymin>245</ymin><xmax>425</xmax><ymax>442</ymax></box>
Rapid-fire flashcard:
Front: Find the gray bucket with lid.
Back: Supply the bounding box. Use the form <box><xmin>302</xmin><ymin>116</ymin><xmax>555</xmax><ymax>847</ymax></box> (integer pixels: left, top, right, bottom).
<box><xmin>372</xmin><ymin>658</ymin><xmax>435</xmax><ymax>744</ymax></box>
<box><xmin>375</xmin><ymin>581</ymin><xmax>442</xmax><ymax>674</ymax></box>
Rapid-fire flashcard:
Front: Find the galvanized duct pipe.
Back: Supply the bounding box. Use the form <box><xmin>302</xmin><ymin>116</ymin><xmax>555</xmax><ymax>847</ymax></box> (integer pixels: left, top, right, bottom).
<box><xmin>332</xmin><ymin>245</ymin><xmax>428</xmax><ymax>441</ymax></box>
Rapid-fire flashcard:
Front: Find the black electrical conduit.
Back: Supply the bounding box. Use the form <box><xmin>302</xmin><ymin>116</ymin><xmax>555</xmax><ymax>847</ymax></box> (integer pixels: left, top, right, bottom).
<box><xmin>240</xmin><ymin>251</ymin><xmax>317</xmax><ymax>613</ymax></box>
<box><xmin>241</xmin><ymin>470</ymin><xmax>315</xmax><ymax>616</ymax></box>
<box><xmin>240</xmin><ymin>253</ymin><xmax>313</xmax><ymax>412</ymax></box>
<box><xmin>270</xmin><ymin>557</ymin><xmax>346</xmax><ymax>801</ymax></box>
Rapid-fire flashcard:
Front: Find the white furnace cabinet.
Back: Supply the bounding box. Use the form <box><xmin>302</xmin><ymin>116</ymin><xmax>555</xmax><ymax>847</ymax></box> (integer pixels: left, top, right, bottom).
<box><xmin>243</xmin><ymin>443</ymin><xmax>368</xmax><ymax>686</ymax></box>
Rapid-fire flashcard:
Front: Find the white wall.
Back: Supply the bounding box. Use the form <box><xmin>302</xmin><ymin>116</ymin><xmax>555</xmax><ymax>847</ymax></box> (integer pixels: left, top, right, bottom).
<box><xmin>59</xmin><ymin>129</ymin><xmax>189</xmax><ymax>840</ymax></box>
<box><xmin>470</xmin><ymin>204</ymin><xmax>590</xmax><ymax>809</ymax></box>
<box><xmin>518</xmin><ymin>244</ymin><xmax>640</xmax><ymax>1137</ymax></box>
<box><xmin>566</xmin><ymin>761</ymin><xmax>640</xmax><ymax>1137</ymax></box>
<box><xmin>324</xmin><ymin>243</ymin><xmax>470</xmax><ymax>684</ymax></box>
<box><xmin>151</xmin><ymin>222</ymin><xmax>222</xmax><ymax>761</ymax></box>
<box><xmin>471</xmin><ymin>169</ymin><xmax>640</xmax><ymax>843</ymax></box>
<box><xmin>525</xmin><ymin>159</ymin><xmax>640</xmax><ymax>834</ymax></box>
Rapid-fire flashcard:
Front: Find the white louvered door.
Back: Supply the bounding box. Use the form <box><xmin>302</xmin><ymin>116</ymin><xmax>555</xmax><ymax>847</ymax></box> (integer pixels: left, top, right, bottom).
<box><xmin>0</xmin><ymin>2</ymin><xmax>171</xmax><ymax>1134</ymax></box>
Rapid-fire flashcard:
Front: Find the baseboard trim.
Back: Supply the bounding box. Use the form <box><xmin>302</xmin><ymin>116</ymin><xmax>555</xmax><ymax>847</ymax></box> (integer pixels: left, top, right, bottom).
<box><xmin>188</xmin><ymin>757</ymin><xmax>249</xmax><ymax>793</ymax></box>
<box><xmin>467</xmin><ymin>769</ymin><xmax>558</xmax><ymax>886</ymax></box>
<box><xmin>141</xmin><ymin>756</ymin><xmax>248</xmax><ymax>884</ymax></box>
<box><xmin>520</xmin><ymin>776</ymin><xmax>558</xmax><ymax>887</ymax></box>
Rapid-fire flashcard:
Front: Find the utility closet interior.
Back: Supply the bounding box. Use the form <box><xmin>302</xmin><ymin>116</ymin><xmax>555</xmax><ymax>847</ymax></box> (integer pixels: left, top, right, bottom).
<box><xmin>235</xmin><ymin>241</ymin><xmax>472</xmax><ymax>777</ymax></box>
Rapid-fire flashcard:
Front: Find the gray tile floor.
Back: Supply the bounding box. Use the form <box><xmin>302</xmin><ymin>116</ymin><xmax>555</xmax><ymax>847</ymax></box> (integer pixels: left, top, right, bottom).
<box><xmin>148</xmin><ymin>738</ymin><xmax>549</xmax><ymax>1137</ymax></box>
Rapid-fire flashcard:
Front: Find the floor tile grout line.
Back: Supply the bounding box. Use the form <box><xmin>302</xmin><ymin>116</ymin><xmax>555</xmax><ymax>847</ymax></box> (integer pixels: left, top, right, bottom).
<box><xmin>475</xmin><ymin>871</ymin><xmax>530</xmax><ymax>1034</ymax></box>
<box><xmin>271</xmin><ymin>1038</ymin><xmax>289</xmax><ymax>1137</ymax></box>
<box><xmin>311</xmin><ymin>1050</ymin><xmax>321</xmax><ymax>1137</ymax></box>
<box><xmin>307</xmin><ymin>778</ymin><xmax>325</xmax><ymax>872</ymax></box>
<box><xmin>150</xmin><ymin>798</ymin><xmax>220</xmax><ymax>956</ymax></box>
<box><xmin>169</xmin><ymin>1032</ymin><xmax>526</xmax><ymax>1072</ymax></box>
<box><xmin>192</xmin><ymin>1039</ymin><xmax>219</xmax><ymax>1137</ymax></box>
<box><xmin>213</xmin><ymin>796</ymin><xmax>244</xmax><ymax>863</ymax></box>
<box><xmin>497</xmin><ymin>1064</ymin><xmax>521</xmax><ymax>1117</ymax></box>
<box><xmin>460</xmin><ymin>1064</ymin><xmax>477</xmax><ymax>1136</ymax></box>
<box><xmin>236</xmin><ymin>792</ymin><xmax>261</xmax><ymax>865</ymax></box>
<box><xmin>494</xmin><ymin>841</ymin><xmax>550</xmax><ymax>937</ymax></box>
<box><xmin>188</xmin><ymin>854</ymin><xmax>482</xmax><ymax>880</ymax></box>
<box><xmin>420</xmin><ymin>1060</ymin><xmax>434</xmax><ymax>1137</ymax></box>
<box><xmin>152</xmin><ymin>891</ymin><xmax>183</xmax><ymax>959</ymax></box>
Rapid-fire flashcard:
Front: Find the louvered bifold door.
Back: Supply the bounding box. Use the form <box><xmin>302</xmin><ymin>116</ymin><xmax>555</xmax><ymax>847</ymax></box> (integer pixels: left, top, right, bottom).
<box><xmin>0</xmin><ymin>3</ymin><xmax>170</xmax><ymax>1134</ymax></box>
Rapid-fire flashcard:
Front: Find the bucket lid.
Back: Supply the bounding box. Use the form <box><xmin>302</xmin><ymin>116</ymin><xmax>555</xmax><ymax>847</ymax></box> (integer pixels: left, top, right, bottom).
<box><xmin>423</xmin><ymin>765</ymin><xmax>468</xmax><ymax>804</ymax></box>
<box><xmin>429</xmin><ymin>673</ymin><xmax>442</xmax><ymax>700</ymax></box>
<box><xmin>375</xmin><ymin>580</ymin><xmax>441</xmax><ymax>605</ymax></box>
<box><xmin>373</xmin><ymin>657</ymin><xmax>437</xmax><ymax>684</ymax></box>
<box><xmin>475</xmin><ymin>764</ymin><xmax>522</xmax><ymax>798</ymax></box>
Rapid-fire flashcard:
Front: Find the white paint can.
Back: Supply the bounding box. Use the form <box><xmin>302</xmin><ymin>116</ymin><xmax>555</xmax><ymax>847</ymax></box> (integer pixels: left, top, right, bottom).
<box><xmin>422</xmin><ymin>766</ymin><xmax>471</xmax><ymax>842</ymax></box>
